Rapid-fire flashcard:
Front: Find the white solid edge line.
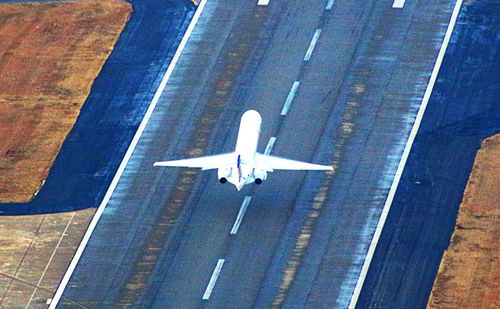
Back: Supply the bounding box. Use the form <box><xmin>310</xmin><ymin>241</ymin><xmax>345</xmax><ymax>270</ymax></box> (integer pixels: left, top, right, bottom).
<box><xmin>257</xmin><ymin>0</ymin><xmax>270</xmax><ymax>6</ymax></box>
<box><xmin>264</xmin><ymin>137</ymin><xmax>277</xmax><ymax>155</ymax></box>
<box><xmin>304</xmin><ymin>29</ymin><xmax>322</xmax><ymax>62</ymax></box>
<box><xmin>325</xmin><ymin>0</ymin><xmax>335</xmax><ymax>10</ymax></box>
<box><xmin>202</xmin><ymin>259</ymin><xmax>225</xmax><ymax>300</ymax></box>
<box><xmin>230</xmin><ymin>196</ymin><xmax>252</xmax><ymax>235</ymax></box>
<box><xmin>280</xmin><ymin>81</ymin><xmax>300</xmax><ymax>116</ymax></box>
<box><xmin>392</xmin><ymin>0</ymin><xmax>406</xmax><ymax>9</ymax></box>
<box><xmin>348</xmin><ymin>0</ymin><xmax>463</xmax><ymax>308</ymax></box>
<box><xmin>48</xmin><ymin>1</ymin><xmax>209</xmax><ymax>307</ymax></box>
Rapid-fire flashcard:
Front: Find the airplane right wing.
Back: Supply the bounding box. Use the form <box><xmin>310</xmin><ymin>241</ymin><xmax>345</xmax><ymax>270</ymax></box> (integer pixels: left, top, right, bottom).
<box><xmin>254</xmin><ymin>153</ymin><xmax>333</xmax><ymax>172</ymax></box>
<box><xmin>154</xmin><ymin>153</ymin><xmax>235</xmax><ymax>170</ymax></box>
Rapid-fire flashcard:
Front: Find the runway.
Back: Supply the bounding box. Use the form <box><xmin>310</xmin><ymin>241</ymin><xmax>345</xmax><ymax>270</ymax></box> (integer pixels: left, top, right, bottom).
<box><xmin>357</xmin><ymin>0</ymin><xmax>500</xmax><ymax>307</ymax></box>
<box><xmin>50</xmin><ymin>0</ymin><xmax>464</xmax><ymax>307</ymax></box>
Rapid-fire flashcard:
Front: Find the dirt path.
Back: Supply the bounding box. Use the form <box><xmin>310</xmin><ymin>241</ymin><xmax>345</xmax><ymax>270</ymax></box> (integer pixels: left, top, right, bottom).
<box><xmin>0</xmin><ymin>0</ymin><xmax>131</xmax><ymax>202</ymax></box>
<box><xmin>428</xmin><ymin>134</ymin><xmax>500</xmax><ymax>308</ymax></box>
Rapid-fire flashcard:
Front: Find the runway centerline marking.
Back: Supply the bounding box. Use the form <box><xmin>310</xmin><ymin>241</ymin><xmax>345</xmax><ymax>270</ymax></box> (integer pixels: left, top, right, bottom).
<box><xmin>202</xmin><ymin>259</ymin><xmax>225</xmax><ymax>300</ymax></box>
<box><xmin>392</xmin><ymin>0</ymin><xmax>405</xmax><ymax>8</ymax></box>
<box><xmin>257</xmin><ymin>0</ymin><xmax>270</xmax><ymax>6</ymax></box>
<box><xmin>230</xmin><ymin>196</ymin><xmax>253</xmax><ymax>235</ymax></box>
<box><xmin>264</xmin><ymin>137</ymin><xmax>277</xmax><ymax>155</ymax></box>
<box><xmin>304</xmin><ymin>29</ymin><xmax>322</xmax><ymax>62</ymax></box>
<box><xmin>325</xmin><ymin>0</ymin><xmax>335</xmax><ymax>10</ymax></box>
<box><xmin>48</xmin><ymin>0</ymin><xmax>209</xmax><ymax>308</ymax></box>
<box><xmin>280</xmin><ymin>81</ymin><xmax>300</xmax><ymax>116</ymax></box>
<box><xmin>348</xmin><ymin>0</ymin><xmax>464</xmax><ymax>308</ymax></box>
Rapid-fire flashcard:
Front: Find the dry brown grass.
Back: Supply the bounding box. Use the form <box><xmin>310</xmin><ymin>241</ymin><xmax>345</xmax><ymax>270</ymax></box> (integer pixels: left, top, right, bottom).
<box><xmin>427</xmin><ymin>134</ymin><xmax>500</xmax><ymax>309</ymax></box>
<box><xmin>0</xmin><ymin>0</ymin><xmax>132</xmax><ymax>202</ymax></box>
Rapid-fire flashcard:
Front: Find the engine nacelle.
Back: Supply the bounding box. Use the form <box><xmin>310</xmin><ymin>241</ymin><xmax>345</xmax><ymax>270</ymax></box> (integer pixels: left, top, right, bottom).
<box><xmin>253</xmin><ymin>168</ymin><xmax>267</xmax><ymax>185</ymax></box>
<box><xmin>218</xmin><ymin>166</ymin><xmax>232</xmax><ymax>184</ymax></box>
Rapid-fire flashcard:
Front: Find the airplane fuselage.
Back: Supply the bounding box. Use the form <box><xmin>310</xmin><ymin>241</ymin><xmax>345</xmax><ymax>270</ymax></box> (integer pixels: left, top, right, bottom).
<box><xmin>218</xmin><ymin>110</ymin><xmax>265</xmax><ymax>190</ymax></box>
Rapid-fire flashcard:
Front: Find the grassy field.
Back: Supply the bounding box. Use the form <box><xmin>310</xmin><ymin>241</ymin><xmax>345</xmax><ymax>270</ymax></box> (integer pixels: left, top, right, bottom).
<box><xmin>0</xmin><ymin>0</ymin><xmax>132</xmax><ymax>202</ymax></box>
<box><xmin>0</xmin><ymin>1</ymin><xmax>131</xmax><ymax>307</ymax></box>
<box><xmin>427</xmin><ymin>134</ymin><xmax>500</xmax><ymax>308</ymax></box>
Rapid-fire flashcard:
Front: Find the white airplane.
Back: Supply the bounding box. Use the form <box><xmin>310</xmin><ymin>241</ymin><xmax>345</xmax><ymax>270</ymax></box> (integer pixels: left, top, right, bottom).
<box><xmin>154</xmin><ymin>110</ymin><xmax>333</xmax><ymax>190</ymax></box>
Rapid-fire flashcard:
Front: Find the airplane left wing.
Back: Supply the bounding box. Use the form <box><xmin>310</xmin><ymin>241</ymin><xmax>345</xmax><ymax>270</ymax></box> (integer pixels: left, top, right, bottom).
<box><xmin>154</xmin><ymin>153</ymin><xmax>235</xmax><ymax>170</ymax></box>
<box><xmin>254</xmin><ymin>153</ymin><xmax>333</xmax><ymax>171</ymax></box>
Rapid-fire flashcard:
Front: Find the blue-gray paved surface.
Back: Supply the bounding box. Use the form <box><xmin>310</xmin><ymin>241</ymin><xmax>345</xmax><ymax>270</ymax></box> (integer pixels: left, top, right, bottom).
<box><xmin>0</xmin><ymin>0</ymin><xmax>194</xmax><ymax>215</ymax></box>
<box><xmin>57</xmin><ymin>0</ymin><xmax>465</xmax><ymax>308</ymax></box>
<box><xmin>357</xmin><ymin>1</ymin><xmax>500</xmax><ymax>308</ymax></box>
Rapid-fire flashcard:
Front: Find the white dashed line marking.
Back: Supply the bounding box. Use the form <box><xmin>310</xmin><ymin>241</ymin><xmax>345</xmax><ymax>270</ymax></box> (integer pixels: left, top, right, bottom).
<box><xmin>280</xmin><ymin>81</ymin><xmax>300</xmax><ymax>116</ymax></box>
<box><xmin>304</xmin><ymin>29</ymin><xmax>322</xmax><ymax>61</ymax></box>
<box><xmin>257</xmin><ymin>0</ymin><xmax>270</xmax><ymax>6</ymax></box>
<box><xmin>230</xmin><ymin>196</ymin><xmax>252</xmax><ymax>235</ymax></box>
<box><xmin>392</xmin><ymin>0</ymin><xmax>405</xmax><ymax>8</ymax></box>
<box><xmin>202</xmin><ymin>259</ymin><xmax>225</xmax><ymax>300</ymax></box>
<box><xmin>325</xmin><ymin>0</ymin><xmax>335</xmax><ymax>10</ymax></box>
<box><xmin>348</xmin><ymin>0</ymin><xmax>464</xmax><ymax>307</ymax></box>
<box><xmin>264</xmin><ymin>137</ymin><xmax>277</xmax><ymax>155</ymax></box>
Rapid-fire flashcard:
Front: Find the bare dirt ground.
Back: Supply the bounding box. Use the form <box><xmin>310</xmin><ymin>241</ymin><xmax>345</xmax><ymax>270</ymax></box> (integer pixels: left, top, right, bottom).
<box><xmin>0</xmin><ymin>0</ymin><xmax>131</xmax><ymax>202</ymax></box>
<box><xmin>427</xmin><ymin>134</ymin><xmax>500</xmax><ymax>309</ymax></box>
<box><xmin>0</xmin><ymin>1</ymin><xmax>131</xmax><ymax>307</ymax></box>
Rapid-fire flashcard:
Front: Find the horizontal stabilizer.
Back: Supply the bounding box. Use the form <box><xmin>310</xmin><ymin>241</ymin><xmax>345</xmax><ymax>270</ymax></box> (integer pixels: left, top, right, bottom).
<box><xmin>255</xmin><ymin>153</ymin><xmax>332</xmax><ymax>171</ymax></box>
<box><xmin>154</xmin><ymin>153</ymin><xmax>235</xmax><ymax>170</ymax></box>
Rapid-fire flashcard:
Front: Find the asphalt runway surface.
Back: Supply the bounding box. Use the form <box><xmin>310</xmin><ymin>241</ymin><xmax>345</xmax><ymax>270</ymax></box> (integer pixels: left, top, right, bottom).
<box><xmin>357</xmin><ymin>0</ymin><xmax>500</xmax><ymax>307</ymax></box>
<box><xmin>0</xmin><ymin>0</ymin><xmax>194</xmax><ymax>215</ymax></box>
<box><xmin>44</xmin><ymin>0</ymin><xmax>479</xmax><ymax>307</ymax></box>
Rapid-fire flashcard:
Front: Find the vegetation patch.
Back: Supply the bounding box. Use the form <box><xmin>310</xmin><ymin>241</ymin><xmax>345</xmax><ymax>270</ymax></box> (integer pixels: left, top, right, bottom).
<box><xmin>428</xmin><ymin>134</ymin><xmax>500</xmax><ymax>308</ymax></box>
<box><xmin>0</xmin><ymin>0</ymin><xmax>132</xmax><ymax>202</ymax></box>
